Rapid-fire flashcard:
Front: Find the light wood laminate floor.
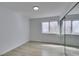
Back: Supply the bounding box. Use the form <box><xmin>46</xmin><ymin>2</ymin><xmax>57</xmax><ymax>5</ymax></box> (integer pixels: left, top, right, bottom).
<box><xmin>2</xmin><ymin>41</ymin><xmax>79</xmax><ymax>56</ymax></box>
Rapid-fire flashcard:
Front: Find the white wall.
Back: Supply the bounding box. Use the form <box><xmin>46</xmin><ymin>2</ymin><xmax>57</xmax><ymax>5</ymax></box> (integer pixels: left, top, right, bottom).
<box><xmin>0</xmin><ymin>7</ymin><xmax>29</xmax><ymax>55</ymax></box>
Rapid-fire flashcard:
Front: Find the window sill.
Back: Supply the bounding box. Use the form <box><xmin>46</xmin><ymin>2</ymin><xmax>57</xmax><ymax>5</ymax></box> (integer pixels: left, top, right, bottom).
<box><xmin>42</xmin><ymin>32</ymin><xmax>79</xmax><ymax>35</ymax></box>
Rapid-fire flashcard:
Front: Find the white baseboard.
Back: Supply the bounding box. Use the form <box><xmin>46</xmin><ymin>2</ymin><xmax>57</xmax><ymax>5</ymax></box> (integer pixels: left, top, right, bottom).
<box><xmin>0</xmin><ymin>40</ymin><xmax>29</xmax><ymax>56</ymax></box>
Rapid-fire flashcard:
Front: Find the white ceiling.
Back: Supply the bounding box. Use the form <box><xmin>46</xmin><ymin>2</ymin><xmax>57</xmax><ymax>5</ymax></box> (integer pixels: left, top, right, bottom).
<box><xmin>0</xmin><ymin>2</ymin><xmax>76</xmax><ymax>18</ymax></box>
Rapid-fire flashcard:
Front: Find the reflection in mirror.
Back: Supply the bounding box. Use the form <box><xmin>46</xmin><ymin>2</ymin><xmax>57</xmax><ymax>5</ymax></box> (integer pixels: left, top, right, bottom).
<box><xmin>63</xmin><ymin>3</ymin><xmax>79</xmax><ymax>56</ymax></box>
<box><xmin>62</xmin><ymin>21</ymin><xmax>71</xmax><ymax>34</ymax></box>
<box><xmin>72</xmin><ymin>21</ymin><xmax>79</xmax><ymax>34</ymax></box>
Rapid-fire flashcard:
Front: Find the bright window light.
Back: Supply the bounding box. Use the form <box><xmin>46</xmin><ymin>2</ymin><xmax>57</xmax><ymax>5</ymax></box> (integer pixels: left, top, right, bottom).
<box><xmin>62</xmin><ymin>21</ymin><xmax>71</xmax><ymax>34</ymax></box>
<box><xmin>42</xmin><ymin>22</ymin><xmax>49</xmax><ymax>33</ymax></box>
<box><xmin>50</xmin><ymin>21</ymin><xmax>59</xmax><ymax>34</ymax></box>
<box><xmin>72</xmin><ymin>21</ymin><xmax>79</xmax><ymax>33</ymax></box>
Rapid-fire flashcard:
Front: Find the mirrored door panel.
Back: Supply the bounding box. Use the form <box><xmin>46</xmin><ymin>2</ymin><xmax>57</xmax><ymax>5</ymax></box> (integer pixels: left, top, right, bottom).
<box><xmin>63</xmin><ymin>3</ymin><xmax>79</xmax><ymax>56</ymax></box>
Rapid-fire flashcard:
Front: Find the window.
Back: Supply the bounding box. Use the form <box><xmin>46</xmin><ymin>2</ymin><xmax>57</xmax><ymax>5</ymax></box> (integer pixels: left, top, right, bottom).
<box><xmin>62</xmin><ymin>20</ymin><xmax>79</xmax><ymax>35</ymax></box>
<box><xmin>62</xmin><ymin>21</ymin><xmax>71</xmax><ymax>34</ymax></box>
<box><xmin>42</xmin><ymin>22</ymin><xmax>49</xmax><ymax>33</ymax></box>
<box><xmin>50</xmin><ymin>21</ymin><xmax>59</xmax><ymax>34</ymax></box>
<box><xmin>72</xmin><ymin>21</ymin><xmax>79</xmax><ymax>34</ymax></box>
<box><xmin>42</xmin><ymin>20</ymin><xmax>79</xmax><ymax>35</ymax></box>
<box><xmin>42</xmin><ymin>21</ymin><xmax>59</xmax><ymax>34</ymax></box>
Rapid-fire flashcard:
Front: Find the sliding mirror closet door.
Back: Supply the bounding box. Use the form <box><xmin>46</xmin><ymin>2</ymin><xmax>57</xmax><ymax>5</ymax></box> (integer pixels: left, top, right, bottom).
<box><xmin>63</xmin><ymin>3</ymin><xmax>79</xmax><ymax>56</ymax></box>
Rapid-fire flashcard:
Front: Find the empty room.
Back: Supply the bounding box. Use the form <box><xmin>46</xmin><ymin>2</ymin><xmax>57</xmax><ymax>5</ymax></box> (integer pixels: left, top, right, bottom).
<box><xmin>0</xmin><ymin>2</ymin><xmax>79</xmax><ymax>56</ymax></box>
